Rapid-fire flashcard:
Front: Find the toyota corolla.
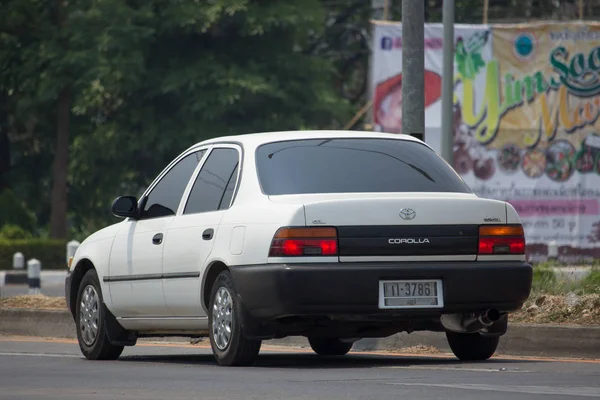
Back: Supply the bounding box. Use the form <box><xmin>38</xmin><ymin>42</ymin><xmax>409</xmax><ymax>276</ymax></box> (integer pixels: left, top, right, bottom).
<box><xmin>65</xmin><ymin>130</ymin><xmax>533</xmax><ymax>366</ymax></box>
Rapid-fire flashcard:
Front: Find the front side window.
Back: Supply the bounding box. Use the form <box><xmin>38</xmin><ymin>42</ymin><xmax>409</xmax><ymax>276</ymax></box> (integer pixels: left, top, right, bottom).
<box><xmin>139</xmin><ymin>150</ymin><xmax>206</xmax><ymax>219</ymax></box>
<box><xmin>184</xmin><ymin>148</ymin><xmax>240</xmax><ymax>215</ymax></box>
<box><xmin>255</xmin><ymin>138</ymin><xmax>471</xmax><ymax>195</ymax></box>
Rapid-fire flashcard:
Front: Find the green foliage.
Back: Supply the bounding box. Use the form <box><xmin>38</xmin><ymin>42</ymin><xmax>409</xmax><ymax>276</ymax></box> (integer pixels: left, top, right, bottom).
<box><xmin>0</xmin><ymin>224</ymin><xmax>32</xmax><ymax>240</ymax></box>
<box><xmin>0</xmin><ymin>239</ymin><xmax>66</xmax><ymax>270</ymax></box>
<box><xmin>579</xmin><ymin>269</ymin><xmax>600</xmax><ymax>294</ymax></box>
<box><xmin>1</xmin><ymin>0</ymin><xmax>355</xmax><ymax>236</ymax></box>
<box><xmin>0</xmin><ymin>190</ymin><xmax>36</xmax><ymax>234</ymax></box>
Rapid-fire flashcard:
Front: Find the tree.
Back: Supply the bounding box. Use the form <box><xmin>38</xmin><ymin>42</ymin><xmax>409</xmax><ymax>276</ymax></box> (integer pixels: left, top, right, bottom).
<box><xmin>41</xmin><ymin>0</ymin><xmax>357</xmax><ymax>237</ymax></box>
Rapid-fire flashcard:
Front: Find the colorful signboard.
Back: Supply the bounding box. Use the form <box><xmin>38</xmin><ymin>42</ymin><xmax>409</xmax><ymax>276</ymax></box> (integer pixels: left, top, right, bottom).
<box><xmin>370</xmin><ymin>21</ymin><xmax>600</xmax><ymax>262</ymax></box>
<box><xmin>371</xmin><ymin>22</ymin><xmax>492</xmax><ymax>154</ymax></box>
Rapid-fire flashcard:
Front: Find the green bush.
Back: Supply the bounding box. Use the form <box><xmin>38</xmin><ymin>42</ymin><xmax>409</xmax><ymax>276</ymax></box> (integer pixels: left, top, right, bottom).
<box><xmin>0</xmin><ymin>224</ymin><xmax>33</xmax><ymax>240</ymax></box>
<box><xmin>0</xmin><ymin>239</ymin><xmax>67</xmax><ymax>270</ymax></box>
<box><xmin>579</xmin><ymin>269</ymin><xmax>600</xmax><ymax>294</ymax></box>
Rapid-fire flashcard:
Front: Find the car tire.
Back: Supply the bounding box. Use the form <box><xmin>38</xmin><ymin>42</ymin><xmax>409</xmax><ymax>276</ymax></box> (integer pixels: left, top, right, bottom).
<box><xmin>308</xmin><ymin>338</ymin><xmax>353</xmax><ymax>356</ymax></box>
<box><xmin>76</xmin><ymin>269</ymin><xmax>124</xmax><ymax>360</ymax></box>
<box><xmin>446</xmin><ymin>331</ymin><xmax>499</xmax><ymax>361</ymax></box>
<box><xmin>209</xmin><ymin>270</ymin><xmax>261</xmax><ymax>366</ymax></box>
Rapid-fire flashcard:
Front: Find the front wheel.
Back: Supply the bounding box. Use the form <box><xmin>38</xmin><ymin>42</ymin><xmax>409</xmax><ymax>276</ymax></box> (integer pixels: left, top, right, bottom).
<box><xmin>208</xmin><ymin>271</ymin><xmax>261</xmax><ymax>366</ymax></box>
<box><xmin>446</xmin><ymin>331</ymin><xmax>499</xmax><ymax>361</ymax></box>
<box><xmin>308</xmin><ymin>337</ymin><xmax>353</xmax><ymax>356</ymax></box>
<box><xmin>76</xmin><ymin>269</ymin><xmax>124</xmax><ymax>360</ymax></box>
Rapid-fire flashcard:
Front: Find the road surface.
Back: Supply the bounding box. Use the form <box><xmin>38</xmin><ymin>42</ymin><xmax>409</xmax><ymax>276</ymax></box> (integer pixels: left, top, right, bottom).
<box><xmin>0</xmin><ymin>336</ymin><xmax>599</xmax><ymax>399</ymax></box>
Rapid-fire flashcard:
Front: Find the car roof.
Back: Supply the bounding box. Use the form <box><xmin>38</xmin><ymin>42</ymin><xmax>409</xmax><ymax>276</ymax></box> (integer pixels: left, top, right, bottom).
<box><xmin>189</xmin><ymin>130</ymin><xmax>426</xmax><ymax>151</ymax></box>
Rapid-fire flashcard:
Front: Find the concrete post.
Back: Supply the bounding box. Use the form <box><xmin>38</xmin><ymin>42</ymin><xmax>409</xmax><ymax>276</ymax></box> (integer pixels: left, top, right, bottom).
<box><xmin>13</xmin><ymin>252</ymin><xmax>24</xmax><ymax>270</ymax></box>
<box><xmin>548</xmin><ymin>241</ymin><xmax>559</xmax><ymax>261</ymax></box>
<box><xmin>401</xmin><ymin>0</ymin><xmax>425</xmax><ymax>140</ymax></box>
<box><xmin>4</xmin><ymin>252</ymin><xmax>27</xmax><ymax>285</ymax></box>
<box><xmin>440</xmin><ymin>0</ymin><xmax>455</xmax><ymax>164</ymax></box>
<box><xmin>27</xmin><ymin>259</ymin><xmax>41</xmax><ymax>295</ymax></box>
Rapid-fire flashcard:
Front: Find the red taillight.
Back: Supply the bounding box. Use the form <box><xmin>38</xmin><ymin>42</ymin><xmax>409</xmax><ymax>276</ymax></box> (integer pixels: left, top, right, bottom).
<box><xmin>478</xmin><ymin>224</ymin><xmax>525</xmax><ymax>255</ymax></box>
<box><xmin>269</xmin><ymin>227</ymin><xmax>338</xmax><ymax>257</ymax></box>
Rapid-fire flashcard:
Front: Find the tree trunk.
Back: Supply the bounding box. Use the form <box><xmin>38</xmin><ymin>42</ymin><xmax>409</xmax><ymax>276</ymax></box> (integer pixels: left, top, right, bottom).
<box><xmin>49</xmin><ymin>86</ymin><xmax>70</xmax><ymax>239</ymax></box>
<box><xmin>0</xmin><ymin>99</ymin><xmax>9</xmax><ymax>192</ymax></box>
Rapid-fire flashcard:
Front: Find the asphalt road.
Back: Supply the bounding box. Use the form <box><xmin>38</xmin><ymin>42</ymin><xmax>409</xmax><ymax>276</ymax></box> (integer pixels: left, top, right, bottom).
<box><xmin>0</xmin><ymin>336</ymin><xmax>599</xmax><ymax>399</ymax></box>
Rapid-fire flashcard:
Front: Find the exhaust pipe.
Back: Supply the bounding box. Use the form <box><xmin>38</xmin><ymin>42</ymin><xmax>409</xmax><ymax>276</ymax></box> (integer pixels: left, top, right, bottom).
<box><xmin>478</xmin><ymin>308</ymin><xmax>500</xmax><ymax>326</ymax></box>
<box><xmin>440</xmin><ymin>309</ymin><xmax>501</xmax><ymax>334</ymax></box>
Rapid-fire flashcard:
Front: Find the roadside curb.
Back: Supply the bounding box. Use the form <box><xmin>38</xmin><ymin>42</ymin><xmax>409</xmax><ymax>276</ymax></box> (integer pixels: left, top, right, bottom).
<box><xmin>1</xmin><ymin>308</ymin><xmax>599</xmax><ymax>358</ymax></box>
<box><xmin>0</xmin><ymin>271</ymin><xmax>67</xmax><ymax>287</ymax></box>
<box><xmin>3</xmin><ymin>272</ymin><xmax>28</xmax><ymax>285</ymax></box>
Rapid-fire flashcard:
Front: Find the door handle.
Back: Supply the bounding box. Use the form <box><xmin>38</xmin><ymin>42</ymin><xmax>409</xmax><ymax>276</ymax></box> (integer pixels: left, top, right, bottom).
<box><xmin>202</xmin><ymin>229</ymin><xmax>214</xmax><ymax>241</ymax></box>
<box><xmin>152</xmin><ymin>233</ymin><xmax>164</xmax><ymax>245</ymax></box>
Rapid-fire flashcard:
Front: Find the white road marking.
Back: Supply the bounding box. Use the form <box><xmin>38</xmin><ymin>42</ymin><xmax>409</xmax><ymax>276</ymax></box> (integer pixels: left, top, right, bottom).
<box><xmin>0</xmin><ymin>351</ymin><xmax>81</xmax><ymax>359</ymax></box>
<box><xmin>387</xmin><ymin>383</ymin><xmax>600</xmax><ymax>397</ymax></box>
<box><xmin>381</xmin><ymin>366</ymin><xmax>528</xmax><ymax>373</ymax></box>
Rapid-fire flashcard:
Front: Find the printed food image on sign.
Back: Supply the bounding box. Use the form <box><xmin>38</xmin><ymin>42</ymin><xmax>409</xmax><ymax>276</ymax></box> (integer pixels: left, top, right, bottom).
<box><xmin>522</xmin><ymin>148</ymin><xmax>547</xmax><ymax>178</ymax></box>
<box><xmin>373</xmin><ymin>71</ymin><xmax>442</xmax><ymax>134</ymax></box>
<box><xmin>545</xmin><ymin>140</ymin><xmax>576</xmax><ymax>182</ymax></box>
<box><xmin>453</xmin><ymin>102</ymin><xmax>496</xmax><ymax>180</ymax></box>
<box><xmin>497</xmin><ymin>144</ymin><xmax>522</xmax><ymax>174</ymax></box>
<box><xmin>575</xmin><ymin>133</ymin><xmax>600</xmax><ymax>174</ymax></box>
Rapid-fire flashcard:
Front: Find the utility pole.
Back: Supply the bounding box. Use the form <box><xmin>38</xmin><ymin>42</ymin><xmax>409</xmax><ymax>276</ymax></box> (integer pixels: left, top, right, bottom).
<box><xmin>440</xmin><ymin>0</ymin><xmax>455</xmax><ymax>164</ymax></box>
<box><xmin>401</xmin><ymin>0</ymin><xmax>424</xmax><ymax>140</ymax></box>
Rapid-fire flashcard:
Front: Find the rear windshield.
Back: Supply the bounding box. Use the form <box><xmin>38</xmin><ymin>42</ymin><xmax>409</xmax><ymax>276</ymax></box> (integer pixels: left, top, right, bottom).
<box><xmin>255</xmin><ymin>138</ymin><xmax>472</xmax><ymax>195</ymax></box>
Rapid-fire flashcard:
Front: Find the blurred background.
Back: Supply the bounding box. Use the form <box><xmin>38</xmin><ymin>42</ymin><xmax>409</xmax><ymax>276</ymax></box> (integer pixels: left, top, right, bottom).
<box><xmin>0</xmin><ymin>0</ymin><xmax>597</xmax><ymax>269</ymax></box>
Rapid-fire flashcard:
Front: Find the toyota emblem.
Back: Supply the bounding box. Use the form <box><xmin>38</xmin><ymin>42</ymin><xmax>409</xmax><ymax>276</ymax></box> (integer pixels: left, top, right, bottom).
<box><xmin>399</xmin><ymin>208</ymin><xmax>416</xmax><ymax>220</ymax></box>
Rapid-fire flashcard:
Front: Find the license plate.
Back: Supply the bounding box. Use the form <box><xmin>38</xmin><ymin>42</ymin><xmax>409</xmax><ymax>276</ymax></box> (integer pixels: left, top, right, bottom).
<box><xmin>378</xmin><ymin>279</ymin><xmax>444</xmax><ymax>309</ymax></box>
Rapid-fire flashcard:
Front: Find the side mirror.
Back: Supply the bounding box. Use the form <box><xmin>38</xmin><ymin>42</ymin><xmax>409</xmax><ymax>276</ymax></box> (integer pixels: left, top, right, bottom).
<box><xmin>111</xmin><ymin>196</ymin><xmax>139</xmax><ymax>219</ymax></box>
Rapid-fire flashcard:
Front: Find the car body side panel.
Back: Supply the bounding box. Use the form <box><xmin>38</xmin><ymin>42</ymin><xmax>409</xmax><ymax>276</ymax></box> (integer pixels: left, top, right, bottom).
<box><xmin>68</xmin><ymin>222</ymin><xmax>123</xmax><ymax>309</ymax></box>
<box><xmin>208</xmin><ymin>201</ymin><xmax>306</xmax><ymax>267</ymax></box>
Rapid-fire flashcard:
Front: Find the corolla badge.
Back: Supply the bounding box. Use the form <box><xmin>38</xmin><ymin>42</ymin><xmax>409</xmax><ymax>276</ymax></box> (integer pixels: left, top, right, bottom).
<box><xmin>399</xmin><ymin>208</ymin><xmax>416</xmax><ymax>220</ymax></box>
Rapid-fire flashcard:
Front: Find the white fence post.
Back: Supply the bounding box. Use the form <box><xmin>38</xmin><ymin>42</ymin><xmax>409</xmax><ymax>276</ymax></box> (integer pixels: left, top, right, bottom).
<box><xmin>27</xmin><ymin>259</ymin><xmax>41</xmax><ymax>295</ymax></box>
<box><xmin>13</xmin><ymin>252</ymin><xmax>24</xmax><ymax>270</ymax></box>
<box><xmin>547</xmin><ymin>240</ymin><xmax>558</xmax><ymax>261</ymax></box>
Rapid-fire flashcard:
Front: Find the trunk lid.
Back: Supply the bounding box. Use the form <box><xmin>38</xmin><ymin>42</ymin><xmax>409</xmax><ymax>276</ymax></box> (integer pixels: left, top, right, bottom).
<box><xmin>269</xmin><ymin>193</ymin><xmax>507</xmax><ymax>259</ymax></box>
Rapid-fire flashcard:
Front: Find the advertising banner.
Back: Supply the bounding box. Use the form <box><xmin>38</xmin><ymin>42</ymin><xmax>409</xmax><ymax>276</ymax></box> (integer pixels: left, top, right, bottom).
<box><xmin>370</xmin><ymin>21</ymin><xmax>600</xmax><ymax>262</ymax></box>
<box><xmin>474</xmin><ymin>23</ymin><xmax>600</xmax><ymax>262</ymax></box>
<box><xmin>371</xmin><ymin>22</ymin><xmax>492</xmax><ymax>153</ymax></box>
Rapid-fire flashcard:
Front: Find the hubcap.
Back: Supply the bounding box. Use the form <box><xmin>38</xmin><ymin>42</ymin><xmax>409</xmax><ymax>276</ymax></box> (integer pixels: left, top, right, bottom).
<box><xmin>79</xmin><ymin>285</ymin><xmax>100</xmax><ymax>346</ymax></box>
<box><xmin>212</xmin><ymin>287</ymin><xmax>234</xmax><ymax>351</ymax></box>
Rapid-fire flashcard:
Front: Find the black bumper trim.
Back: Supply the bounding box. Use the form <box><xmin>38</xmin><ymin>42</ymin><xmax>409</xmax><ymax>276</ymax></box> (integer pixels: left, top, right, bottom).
<box><xmin>229</xmin><ymin>261</ymin><xmax>532</xmax><ymax>322</ymax></box>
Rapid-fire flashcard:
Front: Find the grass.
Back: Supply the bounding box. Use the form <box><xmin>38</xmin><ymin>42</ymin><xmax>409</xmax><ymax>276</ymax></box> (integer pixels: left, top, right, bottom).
<box><xmin>579</xmin><ymin>269</ymin><xmax>600</xmax><ymax>294</ymax></box>
<box><xmin>530</xmin><ymin>263</ymin><xmax>600</xmax><ymax>295</ymax></box>
<box><xmin>510</xmin><ymin>264</ymin><xmax>600</xmax><ymax>325</ymax></box>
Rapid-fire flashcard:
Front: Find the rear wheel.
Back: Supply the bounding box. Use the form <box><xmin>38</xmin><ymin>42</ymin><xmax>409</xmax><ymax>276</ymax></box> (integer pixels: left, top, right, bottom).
<box><xmin>76</xmin><ymin>269</ymin><xmax>124</xmax><ymax>360</ymax></box>
<box><xmin>209</xmin><ymin>271</ymin><xmax>261</xmax><ymax>366</ymax></box>
<box><xmin>308</xmin><ymin>337</ymin><xmax>353</xmax><ymax>356</ymax></box>
<box><xmin>446</xmin><ymin>331</ymin><xmax>499</xmax><ymax>361</ymax></box>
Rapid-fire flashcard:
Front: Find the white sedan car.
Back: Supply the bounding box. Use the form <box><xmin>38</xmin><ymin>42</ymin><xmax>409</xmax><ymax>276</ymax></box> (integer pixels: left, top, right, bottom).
<box><xmin>65</xmin><ymin>130</ymin><xmax>532</xmax><ymax>366</ymax></box>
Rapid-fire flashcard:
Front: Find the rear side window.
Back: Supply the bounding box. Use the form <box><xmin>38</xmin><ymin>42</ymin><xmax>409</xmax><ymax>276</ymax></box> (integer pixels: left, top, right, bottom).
<box><xmin>184</xmin><ymin>148</ymin><xmax>239</xmax><ymax>214</ymax></box>
<box><xmin>255</xmin><ymin>138</ymin><xmax>471</xmax><ymax>195</ymax></box>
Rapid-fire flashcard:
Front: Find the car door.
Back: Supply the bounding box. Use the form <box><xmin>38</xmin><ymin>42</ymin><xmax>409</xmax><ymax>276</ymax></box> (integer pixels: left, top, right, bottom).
<box><xmin>108</xmin><ymin>149</ymin><xmax>206</xmax><ymax>317</ymax></box>
<box><xmin>161</xmin><ymin>145</ymin><xmax>241</xmax><ymax>317</ymax></box>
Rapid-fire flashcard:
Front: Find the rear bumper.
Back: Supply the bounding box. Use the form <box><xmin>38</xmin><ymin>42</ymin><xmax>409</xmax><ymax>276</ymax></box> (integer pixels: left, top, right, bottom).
<box><xmin>229</xmin><ymin>261</ymin><xmax>532</xmax><ymax>322</ymax></box>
